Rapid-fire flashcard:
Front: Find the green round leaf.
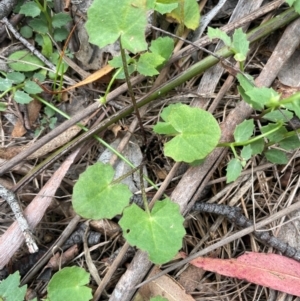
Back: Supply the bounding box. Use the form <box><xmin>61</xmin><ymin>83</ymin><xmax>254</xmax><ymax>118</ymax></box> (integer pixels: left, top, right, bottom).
<box><xmin>41</xmin><ymin>34</ymin><xmax>53</xmax><ymax>58</ymax></box>
<box><xmin>234</xmin><ymin>119</ymin><xmax>254</xmax><ymax>143</ymax></box>
<box><xmin>20</xmin><ymin>25</ymin><xmax>33</xmax><ymax>39</ymax></box>
<box><xmin>72</xmin><ymin>162</ymin><xmax>132</xmax><ymax>219</ymax></box>
<box><xmin>263</xmin><ymin>110</ymin><xmax>294</xmax><ymax>123</ymax></box>
<box><xmin>54</xmin><ymin>28</ymin><xmax>69</xmax><ymax>42</ymax></box>
<box><xmin>33</xmin><ymin>71</ymin><xmax>46</xmax><ymax>82</ymax></box>
<box><xmin>19</xmin><ymin>2</ymin><xmax>41</xmax><ymax>17</ymax></box>
<box><xmin>119</xmin><ymin>199</ymin><xmax>185</xmax><ymax>264</ymax></box>
<box><xmin>8</xmin><ymin>50</ymin><xmax>44</xmax><ymax>72</ymax></box>
<box><xmin>29</xmin><ymin>18</ymin><xmax>48</xmax><ymax>34</ymax></box>
<box><xmin>153</xmin><ymin>104</ymin><xmax>221</xmax><ymax>163</ymax></box>
<box><xmin>44</xmin><ymin>106</ymin><xmax>56</xmax><ymax>118</ymax></box>
<box><xmin>85</xmin><ymin>0</ymin><xmax>147</xmax><ymax>53</ymax></box>
<box><xmin>0</xmin><ymin>271</ymin><xmax>26</xmax><ymax>301</ymax></box>
<box><xmin>208</xmin><ymin>27</ymin><xmax>231</xmax><ymax>47</ymax></box>
<box><xmin>279</xmin><ymin>135</ymin><xmax>300</xmax><ymax>150</ymax></box>
<box><xmin>14</xmin><ymin>90</ymin><xmax>32</xmax><ymax>104</ymax></box>
<box><xmin>265</xmin><ymin>149</ymin><xmax>288</xmax><ymax>164</ymax></box>
<box><xmin>249</xmin><ymin>138</ymin><xmax>264</xmax><ymax>155</ymax></box>
<box><xmin>52</xmin><ymin>13</ymin><xmax>71</xmax><ymax>28</ymax></box>
<box><xmin>226</xmin><ymin>158</ymin><xmax>243</xmax><ymax>183</ymax></box>
<box><xmin>47</xmin><ymin>267</ymin><xmax>92</xmax><ymax>301</ymax></box>
<box><xmin>35</xmin><ymin>33</ymin><xmax>44</xmax><ymax>47</ymax></box>
<box><xmin>284</xmin><ymin>101</ymin><xmax>300</xmax><ymax>119</ymax></box>
<box><xmin>241</xmin><ymin>145</ymin><xmax>252</xmax><ymax>161</ymax></box>
<box><xmin>24</xmin><ymin>81</ymin><xmax>43</xmax><ymax>94</ymax></box>
<box><xmin>0</xmin><ymin>78</ymin><xmax>13</xmax><ymax>91</ymax></box>
<box><xmin>7</xmin><ymin>71</ymin><xmax>25</xmax><ymax>84</ymax></box>
<box><xmin>232</xmin><ymin>28</ymin><xmax>249</xmax><ymax>61</ymax></box>
<box><xmin>149</xmin><ymin>37</ymin><xmax>174</xmax><ymax>62</ymax></box>
<box><xmin>137</xmin><ymin>52</ymin><xmax>164</xmax><ymax>76</ymax></box>
<box><xmin>246</xmin><ymin>87</ymin><xmax>280</xmax><ymax>110</ymax></box>
<box><xmin>261</xmin><ymin>123</ymin><xmax>287</xmax><ymax>143</ymax></box>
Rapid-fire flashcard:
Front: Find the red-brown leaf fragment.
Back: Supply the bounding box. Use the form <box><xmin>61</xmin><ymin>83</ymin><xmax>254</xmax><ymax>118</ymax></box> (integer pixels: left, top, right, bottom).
<box><xmin>190</xmin><ymin>252</ymin><xmax>300</xmax><ymax>296</ymax></box>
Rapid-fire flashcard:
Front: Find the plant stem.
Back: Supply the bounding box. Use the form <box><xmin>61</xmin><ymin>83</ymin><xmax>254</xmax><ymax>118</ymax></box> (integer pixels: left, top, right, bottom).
<box><xmin>119</xmin><ymin>38</ymin><xmax>147</xmax><ymax>144</ymax></box>
<box><xmin>177</xmin><ymin>0</ymin><xmax>185</xmax><ymax>36</ymax></box>
<box><xmin>230</xmin><ymin>145</ymin><xmax>238</xmax><ymax>158</ymax></box>
<box><xmin>218</xmin><ymin>122</ymin><xmax>283</xmax><ymax>147</ymax></box>
<box><xmin>279</xmin><ymin>91</ymin><xmax>300</xmax><ymax>105</ymax></box>
<box><xmin>34</xmin><ymin>0</ymin><xmax>53</xmax><ymax>34</ymax></box>
<box><xmin>139</xmin><ymin>165</ymin><xmax>151</xmax><ymax>215</ymax></box>
<box><xmin>35</xmin><ymin>95</ymin><xmax>159</xmax><ymax>191</ymax></box>
<box><xmin>0</xmin><ymin>88</ymin><xmax>13</xmax><ymax>98</ymax></box>
<box><xmin>266</xmin><ymin>128</ymin><xmax>300</xmax><ymax>147</ymax></box>
<box><xmin>99</xmin><ymin>68</ymin><xmax>123</xmax><ymax>104</ymax></box>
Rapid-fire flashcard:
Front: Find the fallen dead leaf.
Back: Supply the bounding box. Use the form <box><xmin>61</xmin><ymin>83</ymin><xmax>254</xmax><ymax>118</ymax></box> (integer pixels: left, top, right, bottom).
<box><xmin>136</xmin><ymin>266</ymin><xmax>194</xmax><ymax>301</ymax></box>
<box><xmin>190</xmin><ymin>252</ymin><xmax>300</xmax><ymax>296</ymax></box>
<box><xmin>40</xmin><ymin>64</ymin><xmax>114</xmax><ymax>94</ymax></box>
<box><xmin>11</xmin><ymin>118</ymin><xmax>26</xmax><ymax>138</ymax></box>
<box><xmin>46</xmin><ymin>244</ymin><xmax>79</xmax><ymax>271</ymax></box>
<box><xmin>178</xmin><ymin>263</ymin><xmax>205</xmax><ymax>293</ymax></box>
<box><xmin>12</xmin><ymin>99</ymin><xmax>42</xmax><ymax>138</ymax></box>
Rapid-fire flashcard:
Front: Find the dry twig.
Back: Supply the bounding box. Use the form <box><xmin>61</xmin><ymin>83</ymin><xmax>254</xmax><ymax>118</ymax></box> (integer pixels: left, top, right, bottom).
<box><xmin>0</xmin><ymin>184</ymin><xmax>38</xmax><ymax>253</ymax></box>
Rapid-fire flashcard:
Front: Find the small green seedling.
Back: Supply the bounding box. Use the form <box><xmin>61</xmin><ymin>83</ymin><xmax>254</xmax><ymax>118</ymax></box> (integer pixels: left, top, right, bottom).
<box><xmin>109</xmin><ymin>37</ymin><xmax>174</xmax><ymax>78</ymax></box>
<box><xmin>8</xmin><ymin>0</ymin><xmax>71</xmax><ymax>96</ymax></box>
<box><xmin>153</xmin><ymin>72</ymin><xmax>300</xmax><ymax>183</ymax></box>
<box><xmin>0</xmin><ymin>71</ymin><xmax>43</xmax><ymax>104</ymax></box>
<box><xmin>85</xmin><ymin>0</ymin><xmax>202</xmax><ymax>104</ymax></box>
<box><xmin>208</xmin><ymin>27</ymin><xmax>249</xmax><ymax>70</ymax></box>
<box><xmin>2</xmin><ymin>1</ymin><xmax>300</xmax><ymax>300</ymax></box>
<box><xmin>72</xmin><ymin>162</ymin><xmax>186</xmax><ymax>264</ymax></box>
<box><xmin>1</xmin><ymin>0</ymin><xmax>71</xmax><ymax>107</ymax></box>
<box><xmin>19</xmin><ymin>0</ymin><xmax>71</xmax><ymax>53</ymax></box>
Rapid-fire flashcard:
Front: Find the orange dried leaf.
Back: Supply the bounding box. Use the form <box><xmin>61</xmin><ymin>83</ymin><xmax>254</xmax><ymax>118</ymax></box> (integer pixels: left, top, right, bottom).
<box><xmin>62</xmin><ymin>64</ymin><xmax>114</xmax><ymax>91</ymax></box>
<box><xmin>190</xmin><ymin>252</ymin><xmax>300</xmax><ymax>296</ymax></box>
<box><xmin>40</xmin><ymin>65</ymin><xmax>114</xmax><ymax>94</ymax></box>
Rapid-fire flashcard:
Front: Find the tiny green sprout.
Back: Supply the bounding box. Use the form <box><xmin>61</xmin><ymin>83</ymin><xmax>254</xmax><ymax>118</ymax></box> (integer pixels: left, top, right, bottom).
<box><xmin>98</xmin><ymin>96</ymin><xmax>107</xmax><ymax>105</ymax></box>
<box><xmin>208</xmin><ymin>27</ymin><xmax>249</xmax><ymax>70</ymax></box>
<box><xmin>266</xmin><ymin>93</ymin><xmax>281</xmax><ymax>108</ymax></box>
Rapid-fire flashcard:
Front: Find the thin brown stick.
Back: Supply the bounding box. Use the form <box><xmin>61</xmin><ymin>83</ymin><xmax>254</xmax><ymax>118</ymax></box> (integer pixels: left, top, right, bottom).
<box><xmin>92</xmin><ymin>242</ymin><xmax>131</xmax><ymax>301</ymax></box>
<box><xmin>119</xmin><ymin>39</ymin><xmax>147</xmax><ymax>144</ymax></box>
<box><xmin>0</xmin><ymin>184</ymin><xmax>38</xmax><ymax>253</ymax></box>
